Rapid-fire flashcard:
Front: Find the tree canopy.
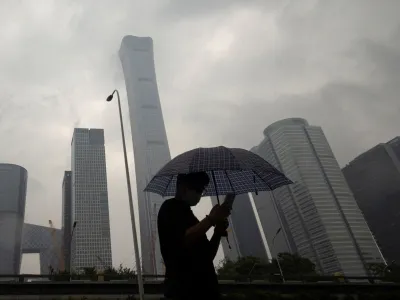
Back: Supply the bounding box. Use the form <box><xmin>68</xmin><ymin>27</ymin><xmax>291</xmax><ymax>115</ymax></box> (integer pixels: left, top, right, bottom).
<box><xmin>217</xmin><ymin>253</ymin><xmax>317</xmax><ymax>281</ymax></box>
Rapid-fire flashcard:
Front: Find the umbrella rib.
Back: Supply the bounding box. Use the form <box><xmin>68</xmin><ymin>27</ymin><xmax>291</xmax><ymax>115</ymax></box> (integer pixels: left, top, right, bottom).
<box><xmin>224</xmin><ymin>170</ymin><xmax>236</xmax><ymax>195</ymax></box>
<box><xmin>253</xmin><ymin>169</ymin><xmax>275</xmax><ymax>191</ymax></box>
<box><xmin>211</xmin><ymin>170</ymin><xmax>220</xmax><ymax>204</ymax></box>
<box><xmin>163</xmin><ymin>175</ymin><xmax>174</xmax><ymax>197</ymax></box>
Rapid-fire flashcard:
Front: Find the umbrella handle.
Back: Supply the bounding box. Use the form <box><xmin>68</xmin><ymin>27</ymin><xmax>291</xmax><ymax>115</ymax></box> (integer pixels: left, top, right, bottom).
<box><xmin>226</xmin><ymin>236</ymin><xmax>231</xmax><ymax>249</ymax></box>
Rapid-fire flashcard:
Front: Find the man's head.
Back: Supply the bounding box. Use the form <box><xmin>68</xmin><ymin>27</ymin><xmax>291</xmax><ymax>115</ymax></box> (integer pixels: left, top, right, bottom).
<box><xmin>176</xmin><ymin>172</ymin><xmax>210</xmax><ymax>206</ymax></box>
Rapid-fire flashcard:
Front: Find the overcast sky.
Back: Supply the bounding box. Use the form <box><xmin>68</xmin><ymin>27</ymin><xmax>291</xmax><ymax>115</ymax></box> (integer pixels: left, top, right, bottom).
<box><xmin>1</xmin><ymin>0</ymin><xmax>399</xmax><ymax>273</ymax></box>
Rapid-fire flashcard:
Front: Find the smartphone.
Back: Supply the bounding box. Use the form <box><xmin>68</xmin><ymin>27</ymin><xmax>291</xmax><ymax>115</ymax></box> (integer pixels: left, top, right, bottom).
<box><xmin>222</xmin><ymin>193</ymin><xmax>236</xmax><ymax>210</ymax></box>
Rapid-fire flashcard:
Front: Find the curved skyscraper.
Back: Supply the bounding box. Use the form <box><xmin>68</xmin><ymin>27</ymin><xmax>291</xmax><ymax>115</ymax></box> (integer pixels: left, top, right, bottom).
<box><xmin>119</xmin><ymin>36</ymin><xmax>171</xmax><ymax>275</ymax></box>
<box><xmin>0</xmin><ymin>164</ymin><xmax>28</xmax><ymax>274</ymax></box>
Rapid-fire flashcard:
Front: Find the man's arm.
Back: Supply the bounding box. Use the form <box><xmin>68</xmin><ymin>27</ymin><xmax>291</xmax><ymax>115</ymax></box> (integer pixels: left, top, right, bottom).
<box><xmin>209</xmin><ymin>232</ymin><xmax>222</xmax><ymax>260</ymax></box>
<box><xmin>209</xmin><ymin>219</ymin><xmax>229</xmax><ymax>260</ymax></box>
<box><xmin>184</xmin><ymin>216</ymin><xmax>214</xmax><ymax>246</ymax></box>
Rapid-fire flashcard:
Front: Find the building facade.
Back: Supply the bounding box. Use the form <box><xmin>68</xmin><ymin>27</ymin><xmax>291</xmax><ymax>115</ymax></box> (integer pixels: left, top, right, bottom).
<box><xmin>22</xmin><ymin>223</ymin><xmax>61</xmax><ymax>274</ymax></box>
<box><xmin>71</xmin><ymin>128</ymin><xmax>112</xmax><ymax>271</ymax></box>
<box><xmin>342</xmin><ymin>137</ymin><xmax>400</xmax><ymax>263</ymax></box>
<box><xmin>211</xmin><ymin>194</ymin><xmax>268</xmax><ymax>262</ymax></box>
<box><xmin>62</xmin><ymin>171</ymin><xmax>72</xmax><ymax>272</ymax></box>
<box><xmin>119</xmin><ymin>35</ymin><xmax>172</xmax><ymax>274</ymax></box>
<box><xmin>251</xmin><ymin>118</ymin><xmax>384</xmax><ymax>275</ymax></box>
<box><xmin>0</xmin><ymin>164</ymin><xmax>28</xmax><ymax>274</ymax></box>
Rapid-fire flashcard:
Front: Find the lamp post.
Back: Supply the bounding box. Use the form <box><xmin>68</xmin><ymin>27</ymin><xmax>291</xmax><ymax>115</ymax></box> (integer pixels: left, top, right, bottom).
<box><xmin>271</xmin><ymin>227</ymin><xmax>285</xmax><ymax>283</ymax></box>
<box><xmin>65</xmin><ymin>221</ymin><xmax>77</xmax><ymax>273</ymax></box>
<box><xmin>106</xmin><ymin>89</ymin><xmax>145</xmax><ymax>300</ymax></box>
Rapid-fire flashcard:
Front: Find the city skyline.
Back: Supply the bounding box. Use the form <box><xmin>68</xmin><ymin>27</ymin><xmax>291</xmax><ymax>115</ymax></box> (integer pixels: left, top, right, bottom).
<box><xmin>0</xmin><ymin>1</ymin><xmax>397</xmax><ymax>274</ymax></box>
<box><xmin>9</xmin><ymin>120</ymin><xmax>398</xmax><ymax>274</ymax></box>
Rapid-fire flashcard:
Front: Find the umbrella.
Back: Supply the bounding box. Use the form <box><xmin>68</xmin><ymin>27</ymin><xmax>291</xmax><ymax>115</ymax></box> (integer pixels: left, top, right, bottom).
<box><xmin>144</xmin><ymin>146</ymin><xmax>292</xmax><ymax>202</ymax></box>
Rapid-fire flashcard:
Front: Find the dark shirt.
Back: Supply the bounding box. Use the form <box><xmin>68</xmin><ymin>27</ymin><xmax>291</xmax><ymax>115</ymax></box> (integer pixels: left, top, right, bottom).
<box><xmin>158</xmin><ymin>198</ymin><xmax>219</xmax><ymax>299</ymax></box>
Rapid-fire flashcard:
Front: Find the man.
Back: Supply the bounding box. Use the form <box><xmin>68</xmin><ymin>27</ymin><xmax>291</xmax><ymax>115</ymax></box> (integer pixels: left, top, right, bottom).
<box><xmin>158</xmin><ymin>172</ymin><xmax>231</xmax><ymax>299</ymax></box>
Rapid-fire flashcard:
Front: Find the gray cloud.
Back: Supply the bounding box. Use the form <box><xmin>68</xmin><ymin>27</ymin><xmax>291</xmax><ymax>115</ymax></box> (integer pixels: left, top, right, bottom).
<box><xmin>0</xmin><ymin>0</ymin><xmax>398</xmax><ymax>272</ymax></box>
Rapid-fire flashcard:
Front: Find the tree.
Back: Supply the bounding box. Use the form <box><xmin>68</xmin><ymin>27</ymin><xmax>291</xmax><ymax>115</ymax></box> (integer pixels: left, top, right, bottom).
<box><xmin>368</xmin><ymin>262</ymin><xmax>400</xmax><ymax>283</ymax></box>
<box><xmin>103</xmin><ymin>264</ymin><xmax>136</xmax><ymax>280</ymax></box>
<box><xmin>217</xmin><ymin>254</ymin><xmax>317</xmax><ymax>281</ymax></box>
<box><xmin>217</xmin><ymin>256</ymin><xmax>275</xmax><ymax>281</ymax></box>
<box><xmin>275</xmin><ymin>252</ymin><xmax>317</xmax><ymax>277</ymax></box>
<box><xmin>82</xmin><ymin>267</ymin><xmax>97</xmax><ymax>275</ymax></box>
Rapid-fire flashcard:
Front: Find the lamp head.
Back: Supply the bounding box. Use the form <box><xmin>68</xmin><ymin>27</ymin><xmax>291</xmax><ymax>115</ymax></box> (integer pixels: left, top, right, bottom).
<box><xmin>106</xmin><ymin>94</ymin><xmax>113</xmax><ymax>102</ymax></box>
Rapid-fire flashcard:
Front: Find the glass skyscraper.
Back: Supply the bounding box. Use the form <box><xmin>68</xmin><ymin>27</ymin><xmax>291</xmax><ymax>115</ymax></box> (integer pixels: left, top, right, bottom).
<box><xmin>251</xmin><ymin>118</ymin><xmax>384</xmax><ymax>275</ymax></box>
<box><xmin>70</xmin><ymin>128</ymin><xmax>112</xmax><ymax>271</ymax></box>
<box><xmin>343</xmin><ymin>137</ymin><xmax>400</xmax><ymax>264</ymax></box>
<box><xmin>0</xmin><ymin>163</ymin><xmax>27</xmax><ymax>274</ymax></box>
<box><xmin>119</xmin><ymin>36</ymin><xmax>171</xmax><ymax>275</ymax></box>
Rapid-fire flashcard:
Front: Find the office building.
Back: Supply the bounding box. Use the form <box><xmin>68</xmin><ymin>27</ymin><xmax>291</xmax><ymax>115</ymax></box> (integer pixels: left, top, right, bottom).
<box><xmin>0</xmin><ymin>164</ymin><xmax>28</xmax><ymax>274</ymax></box>
<box><xmin>71</xmin><ymin>128</ymin><xmax>112</xmax><ymax>271</ymax></box>
<box><xmin>343</xmin><ymin>137</ymin><xmax>400</xmax><ymax>263</ymax></box>
<box><xmin>119</xmin><ymin>35</ymin><xmax>171</xmax><ymax>274</ymax></box>
<box><xmin>22</xmin><ymin>223</ymin><xmax>62</xmax><ymax>274</ymax></box>
<box><xmin>251</xmin><ymin>118</ymin><xmax>384</xmax><ymax>275</ymax></box>
<box><xmin>211</xmin><ymin>194</ymin><xmax>268</xmax><ymax>262</ymax></box>
<box><xmin>62</xmin><ymin>171</ymin><xmax>72</xmax><ymax>271</ymax></box>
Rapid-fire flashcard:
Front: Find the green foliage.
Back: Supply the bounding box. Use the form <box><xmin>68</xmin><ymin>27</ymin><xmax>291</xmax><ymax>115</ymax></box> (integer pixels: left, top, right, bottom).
<box><xmin>218</xmin><ymin>256</ymin><xmax>276</xmax><ymax>281</ymax></box>
<box><xmin>367</xmin><ymin>262</ymin><xmax>400</xmax><ymax>283</ymax></box>
<box><xmin>103</xmin><ymin>264</ymin><xmax>136</xmax><ymax>280</ymax></box>
<box><xmin>82</xmin><ymin>267</ymin><xmax>97</xmax><ymax>275</ymax></box>
<box><xmin>276</xmin><ymin>252</ymin><xmax>317</xmax><ymax>277</ymax></box>
<box><xmin>217</xmin><ymin>253</ymin><xmax>317</xmax><ymax>281</ymax></box>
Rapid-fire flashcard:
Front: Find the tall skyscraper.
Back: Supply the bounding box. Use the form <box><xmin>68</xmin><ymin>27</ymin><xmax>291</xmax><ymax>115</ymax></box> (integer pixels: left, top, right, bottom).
<box><xmin>0</xmin><ymin>164</ymin><xmax>27</xmax><ymax>274</ymax></box>
<box><xmin>70</xmin><ymin>128</ymin><xmax>112</xmax><ymax>271</ymax></box>
<box><xmin>119</xmin><ymin>35</ymin><xmax>171</xmax><ymax>275</ymax></box>
<box><xmin>251</xmin><ymin>118</ymin><xmax>384</xmax><ymax>275</ymax></box>
<box><xmin>343</xmin><ymin>137</ymin><xmax>400</xmax><ymax>263</ymax></box>
<box><xmin>62</xmin><ymin>171</ymin><xmax>72</xmax><ymax>272</ymax></box>
<box><xmin>211</xmin><ymin>194</ymin><xmax>268</xmax><ymax>262</ymax></box>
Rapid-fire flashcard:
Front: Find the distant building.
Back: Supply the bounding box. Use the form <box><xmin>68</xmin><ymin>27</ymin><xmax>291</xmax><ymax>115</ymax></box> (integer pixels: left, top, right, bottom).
<box><xmin>22</xmin><ymin>223</ymin><xmax>61</xmax><ymax>274</ymax></box>
<box><xmin>251</xmin><ymin>118</ymin><xmax>384</xmax><ymax>275</ymax></box>
<box><xmin>70</xmin><ymin>128</ymin><xmax>112</xmax><ymax>271</ymax></box>
<box><xmin>62</xmin><ymin>171</ymin><xmax>72</xmax><ymax>272</ymax></box>
<box><xmin>211</xmin><ymin>194</ymin><xmax>268</xmax><ymax>262</ymax></box>
<box><xmin>343</xmin><ymin>137</ymin><xmax>400</xmax><ymax>263</ymax></box>
<box><xmin>0</xmin><ymin>164</ymin><xmax>28</xmax><ymax>274</ymax></box>
<box><xmin>119</xmin><ymin>35</ymin><xmax>172</xmax><ymax>274</ymax></box>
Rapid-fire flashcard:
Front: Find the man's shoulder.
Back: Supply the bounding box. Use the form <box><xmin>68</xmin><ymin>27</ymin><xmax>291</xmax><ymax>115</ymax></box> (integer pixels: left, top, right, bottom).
<box><xmin>159</xmin><ymin>198</ymin><xmax>188</xmax><ymax>217</ymax></box>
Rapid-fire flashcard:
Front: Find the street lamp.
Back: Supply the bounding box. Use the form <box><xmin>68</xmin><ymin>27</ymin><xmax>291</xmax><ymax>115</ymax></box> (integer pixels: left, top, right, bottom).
<box><xmin>106</xmin><ymin>89</ymin><xmax>145</xmax><ymax>300</ymax></box>
<box><xmin>271</xmin><ymin>227</ymin><xmax>285</xmax><ymax>283</ymax></box>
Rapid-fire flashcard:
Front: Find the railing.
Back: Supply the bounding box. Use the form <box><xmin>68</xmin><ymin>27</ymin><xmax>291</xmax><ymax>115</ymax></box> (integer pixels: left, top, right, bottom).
<box><xmin>0</xmin><ymin>280</ymin><xmax>399</xmax><ymax>296</ymax></box>
<box><xmin>0</xmin><ymin>274</ymin><xmax>399</xmax><ymax>283</ymax></box>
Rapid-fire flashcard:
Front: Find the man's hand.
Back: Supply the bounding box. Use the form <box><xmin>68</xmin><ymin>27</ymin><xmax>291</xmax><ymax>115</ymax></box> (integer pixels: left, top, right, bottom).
<box><xmin>214</xmin><ymin>218</ymin><xmax>229</xmax><ymax>237</ymax></box>
<box><xmin>208</xmin><ymin>204</ymin><xmax>231</xmax><ymax>225</ymax></box>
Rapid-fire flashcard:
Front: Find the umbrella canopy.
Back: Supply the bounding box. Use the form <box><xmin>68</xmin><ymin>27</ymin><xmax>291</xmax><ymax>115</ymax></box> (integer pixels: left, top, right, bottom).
<box><xmin>144</xmin><ymin>146</ymin><xmax>292</xmax><ymax>197</ymax></box>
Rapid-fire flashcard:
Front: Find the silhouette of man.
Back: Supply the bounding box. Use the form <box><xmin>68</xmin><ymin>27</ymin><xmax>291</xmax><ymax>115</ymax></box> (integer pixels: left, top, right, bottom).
<box><xmin>158</xmin><ymin>172</ymin><xmax>231</xmax><ymax>300</ymax></box>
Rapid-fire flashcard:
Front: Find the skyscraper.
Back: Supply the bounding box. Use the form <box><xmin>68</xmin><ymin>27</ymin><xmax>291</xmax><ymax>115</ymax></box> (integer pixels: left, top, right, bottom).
<box><xmin>343</xmin><ymin>137</ymin><xmax>400</xmax><ymax>263</ymax></box>
<box><xmin>119</xmin><ymin>36</ymin><xmax>171</xmax><ymax>275</ymax></box>
<box><xmin>0</xmin><ymin>164</ymin><xmax>28</xmax><ymax>274</ymax></box>
<box><xmin>62</xmin><ymin>171</ymin><xmax>72</xmax><ymax>272</ymax></box>
<box><xmin>211</xmin><ymin>194</ymin><xmax>268</xmax><ymax>262</ymax></box>
<box><xmin>251</xmin><ymin>118</ymin><xmax>384</xmax><ymax>275</ymax></box>
<box><xmin>70</xmin><ymin>128</ymin><xmax>112</xmax><ymax>271</ymax></box>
